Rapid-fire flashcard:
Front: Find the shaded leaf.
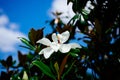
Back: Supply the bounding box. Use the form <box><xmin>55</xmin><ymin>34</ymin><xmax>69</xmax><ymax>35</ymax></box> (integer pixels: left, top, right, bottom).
<box><xmin>0</xmin><ymin>56</ymin><xmax>13</xmax><ymax>68</ymax></box>
<box><xmin>76</xmin><ymin>20</ymin><xmax>87</xmax><ymax>32</ymax></box>
<box><xmin>72</xmin><ymin>0</ymin><xmax>87</xmax><ymax>13</ymax></box>
<box><xmin>0</xmin><ymin>71</ymin><xmax>11</xmax><ymax>80</ymax></box>
<box><xmin>50</xmin><ymin>19</ymin><xmax>55</xmax><ymax>27</ymax></box>
<box><xmin>18</xmin><ymin>51</ymin><xmax>27</xmax><ymax>66</ymax></box>
<box><xmin>62</xmin><ymin>61</ymin><xmax>76</xmax><ymax>79</ymax></box>
<box><xmin>32</xmin><ymin>60</ymin><xmax>56</xmax><ymax>80</ymax></box>
<box><xmin>28</xmin><ymin>28</ymin><xmax>44</xmax><ymax>46</ymax></box>
<box><xmin>6</xmin><ymin>56</ymin><xmax>13</xmax><ymax>67</ymax></box>
<box><xmin>0</xmin><ymin>60</ymin><xmax>7</xmax><ymax>68</ymax></box>
<box><xmin>95</xmin><ymin>19</ymin><xmax>102</xmax><ymax>37</ymax></box>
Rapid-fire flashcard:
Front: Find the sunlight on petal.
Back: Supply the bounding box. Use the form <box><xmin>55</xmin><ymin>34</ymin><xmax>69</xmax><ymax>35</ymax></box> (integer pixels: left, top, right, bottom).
<box><xmin>38</xmin><ymin>47</ymin><xmax>54</xmax><ymax>59</ymax></box>
<box><xmin>59</xmin><ymin>44</ymin><xmax>71</xmax><ymax>53</ymax></box>
<box><xmin>43</xmin><ymin>47</ymin><xmax>54</xmax><ymax>59</ymax></box>
<box><xmin>69</xmin><ymin>43</ymin><xmax>82</xmax><ymax>49</ymax></box>
<box><xmin>37</xmin><ymin>38</ymin><xmax>51</xmax><ymax>46</ymax></box>
<box><xmin>50</xmin><ymin>42</ymin><xmax>60</xmax><ymax>52</ymax></box>
<box><xmin>52</xmin><ymin>33</ymin><xmax>58</xmax><ymax>43</ymax></box>
<box><xmin>58</xmin><ymin>31</ymin><xmax>70</xmax><ymax>43</ymax></box>
<box><xmin>38</xmin><ymin>48</ymin><xmax>46</xmax><ymax>55</ymax></box>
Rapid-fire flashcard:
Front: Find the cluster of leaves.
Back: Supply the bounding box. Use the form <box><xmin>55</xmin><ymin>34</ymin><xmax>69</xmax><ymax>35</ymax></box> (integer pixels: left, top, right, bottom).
<box><xmin>0</xmin><ymin>0</ymin><xmax>120</xmax><ymax>80</ymax></box>
<box><xmin>67</xmin><ymin>0</ymin><xmax>120</xmax><ymax>80</ymax></box>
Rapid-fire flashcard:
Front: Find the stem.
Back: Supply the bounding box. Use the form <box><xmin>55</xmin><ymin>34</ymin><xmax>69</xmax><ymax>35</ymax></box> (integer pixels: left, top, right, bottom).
<box><xmin>58</xmin><ymin>76</ymin><xmax>60</xmax><ymax>80</ymax></box>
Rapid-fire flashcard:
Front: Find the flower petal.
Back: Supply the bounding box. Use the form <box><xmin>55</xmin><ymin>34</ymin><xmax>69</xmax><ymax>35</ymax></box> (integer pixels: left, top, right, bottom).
<box><xmin>38</xmin><ymin>48</ymin><xmax>45</xmax><ymax>55</ymax></box>
<box><xmin>69</xmin><ymin>43</ymin><xmax>82</xmax><ymax>49</ymax></box>
<box><xmin>43</xmin><ymin>47</ymin><xmax>54</xmax><ymax>59</ymax></box>
<box><xmin>50</xmin><ymin>42</ymin><xmax>60</xmax><ymax>52</ymax></box>
<box><xmin>37</xmin><ymin>38</ymin><xmax>51</xmax><ymax>46</ymax></box>
<box><xmin>52</xmin><ymin>33</ymin><xmax>58</xmax><ymax>43</ymax></box>
<box><xmin>39</xmin><ymin>47</ymin><xmax>54</xmax><ymax>59</ymax></box>
<box><xmin>59</xmin><ymin>44</ymin><xmax>71</xmax><ymax>53</ymax></box>
<box><xmin>58</xmin><ymin>31</ymin><xmax>70</xmax><ymax>43</ymax></box>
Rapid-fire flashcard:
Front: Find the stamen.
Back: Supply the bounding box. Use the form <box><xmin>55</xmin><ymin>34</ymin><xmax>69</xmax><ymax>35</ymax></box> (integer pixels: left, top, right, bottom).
<box><xmin>57</xmin><ymin>35</ymin><xmax>60</xmax><ymax>43</ymax></box>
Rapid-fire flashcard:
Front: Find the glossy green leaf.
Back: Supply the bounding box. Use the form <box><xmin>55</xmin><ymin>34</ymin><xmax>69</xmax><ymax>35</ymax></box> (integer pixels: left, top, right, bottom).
<box><xmin>19</xmin><ymin>37</ymin><xmax>35</xmax><ymax>50</ymax></box>
<box><xmin>69</xmin><ymin>52</ymin><xmax>78</xmax><ymax>57</ymax></box>
<box><xmin>72</xmin><ymin>0</ymin><xmax>87</xmax><ymax>13</ymax></box>
<box><xmin>72</xmin><ymin>0</ymin><xmax>81</xmax><ymax>13</ymax></box>
<box><xmin>69</xmin><ymin>49</ymin><xmax>80</xmax><ymax>57</ymax></box>
<box><xmin>32</xmin><ymin>60</ymin><xmax>56</xmax><ymax>80</ymax></box>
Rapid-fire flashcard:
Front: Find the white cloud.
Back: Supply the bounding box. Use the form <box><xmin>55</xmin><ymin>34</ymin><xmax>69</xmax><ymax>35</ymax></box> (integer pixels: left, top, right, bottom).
<box><xmin>9</xmin><ymin>23</ymin><xmax>19</xmax><ymax>30</ymax></box>
<box><xmin>49</xmin><ymin>0</ymin><xmax>75</xmax><ymax>23</ymax></box>
<box><xmin>0</xmin><ymin>14</ymin><xmax>9</xmax><ymax>26</ymax></box>
<box><xmin>0</xmin><ymin>14</ymin><xmax>26</xmax><ymax>52</ymax></box>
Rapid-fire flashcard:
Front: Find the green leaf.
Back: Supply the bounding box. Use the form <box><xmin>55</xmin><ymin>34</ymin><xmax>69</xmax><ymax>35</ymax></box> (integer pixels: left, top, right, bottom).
<box><xmin>62</xmin><ymin>61</ymin><xmax>76</xmax><ymax>79</ymax></box>
<box><xmin>19</xmin><ymin>37</ymin><xmax>35</xmax><ymax>50</ymax></box>
<box><xmin>69</xmin><ymin>52</ymin><xmax>78</xmax><ymax>57</ymax></box>
<box><xmin>80</xmin><ymin>14</ymin><xmax>86</xmax><ymax>24</ymax></box>
<box><xmin>54</xmin><ymin>62</ymin><xmax>60</xmax><ymax>79</ymax></box>
<box><xmin>32</xmin><ymin>60</ymin><xmax>56</xmax><ymax>80</ymax></box>
<box><xmin>69</xmin><ymin>49</ymin><xmax>80</xmax><ymax>57</ymax></box>
<box><xmin>72</xmin><ymin>14</ymin><xmax>79</xmax><ymax>20</ymax></box>
<box><xmin>19</xmin><ymin>45</ymin><xmax>33</xmax><ymax>50</ymax></box>
<box><xmin>68</xmin><ymin>14</ymin><xmax>79</xmax><ymax>25</ymax></box>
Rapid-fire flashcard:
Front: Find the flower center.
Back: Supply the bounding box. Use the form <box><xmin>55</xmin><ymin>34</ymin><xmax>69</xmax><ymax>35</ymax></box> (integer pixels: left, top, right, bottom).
<box><xmin>50</xmin><ymin>42</ymin><xmax>60</xmax><ymax>52</ymax></box>
<box><xmin>57</xmin><ymin>35</ymin><xmax>61</xmax><ymax>44</ymax></box>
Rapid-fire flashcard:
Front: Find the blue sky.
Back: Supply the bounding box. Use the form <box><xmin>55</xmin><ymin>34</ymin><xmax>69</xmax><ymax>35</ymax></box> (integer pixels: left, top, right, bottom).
<box><xmin>0</xmin><ymin>0</ymin><xmax>52</xmax><ymax>34</ymax></box>
<box><xmin>0</xmin><ymin>0</ymin><xmax>53</xmax><ymax>61</ymax></box>
<box><xmin>0</xmin><ymin>0</ymin><xmax>75</xmax><ymax>61</ymax></box>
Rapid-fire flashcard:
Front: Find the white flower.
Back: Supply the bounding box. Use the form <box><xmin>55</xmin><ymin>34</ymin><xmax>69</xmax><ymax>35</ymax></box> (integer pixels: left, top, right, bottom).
<box><xmin>37</xmin><ymin>31</ymin><xmax>81</xmax><ymax>59</ymax></box>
